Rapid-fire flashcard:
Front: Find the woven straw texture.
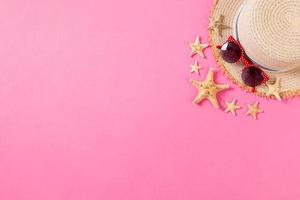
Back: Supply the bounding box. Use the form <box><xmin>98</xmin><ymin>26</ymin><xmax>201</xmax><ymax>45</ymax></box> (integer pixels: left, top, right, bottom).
<box><xmin>209</xmin><ymin>0</ymin><xmax>300</xmax><ymax>99</ymax></box>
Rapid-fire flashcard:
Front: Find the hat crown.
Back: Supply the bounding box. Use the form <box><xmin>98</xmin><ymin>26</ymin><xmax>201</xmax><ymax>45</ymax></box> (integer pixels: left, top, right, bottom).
<box><xmin>237</xmin><ymin>0</ymin><xmax>300</xmax><ymax>71</ymax></box>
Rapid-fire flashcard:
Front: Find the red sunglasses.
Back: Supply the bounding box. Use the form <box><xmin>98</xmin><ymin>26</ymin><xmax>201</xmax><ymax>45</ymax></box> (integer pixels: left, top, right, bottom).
<box><xmin>217</xmin><ymin>36</ymin><xmax>269</xmax><ymax>90</ymax></box>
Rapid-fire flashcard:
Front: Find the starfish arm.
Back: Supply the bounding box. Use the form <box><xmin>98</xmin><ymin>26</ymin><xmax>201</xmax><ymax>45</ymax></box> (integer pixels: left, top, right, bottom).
<box><xmin>232</xmin><ymin>109</ymin><xmax>238</xmax><ymax>116</ymax></box>
<box><xmin>225</xmin><ymin>106</ymin><xmax>234</xmax><ymax>115</ymax></box>
<box><xmin>229</xmin><ymin>108</ymin><xmax>237</xmax><ymax>116</ymax></box>
<box><xmin>197</xmin><ymin>47</ymin><xmax>207</xmax><ymax>58</ymax></box>
<box><xmin>246</xmin><ymin>109</ymin><xmax>257</xmax><ymax>119</ymax></box>
<box><xmin>191</xmin><ymin>68</ymin><xmax>200</xmax><ymax>75</ymax></box>
<box><xmin>216</xmin><ymin>84</ymin><xmax>230</xmax><ymax>92</ymax></box>
<box><xmin>201</xmin><ymin>44</ymin><xmax>209</xmax><ymax>49</ymax></box>
<box><xmin>189</xmin><ymin>79</ymin><xmax>202</xmax><ymax>88</ymax></box>
<box><xmin>205</xmin><ymin>69</ymin><xmax>215</xmax><ymax>82</ymax></box>
<box><xmin>199</xmin><ymin>52</ymin><xmax>205</xmax><ymax>58</ymax></box>
<box><xmin>192</xmin><ymin>61</ymin><xmax>199</xmax><ymax>67</ymax></box>
<box><xmin>246</xmin><ymin>104</ymin><xmax>251</xmax><ymax>115</ymax></box>
<box><xmin>190</xmin><ymin>47</ymin><xmax>196</xmax><ymax>56</ymax></box>
<box><xmin>202</xmin><ymin>45</ymin><xmax>209</xmax><ymax>56</ymax></box>
<box><xmin>193</xmin><ymin>94</ymin><xmax>205</xmax><ymax>105</ymax></box>
<box><xmin>274</xmin><ymin>93</ymin><xmax>282</xmax><ymax>101</ymax></box>
<box><xmin>190</xmin><ymin>52</ymin><xmax>196</xmax><ymax>57</ymax></box>
<box><xmin>208</xmin><ymin>95</ymin><xmax>220</xmax><ymax>109</ymax></box>
<box><xmin>275</xmin><ymin>78</ymin><xmax>281</xmax><ymax>86</ymax></box>
<box><xmin>251</xmin><ymin>113</ymin><xmax>258</xmax><ymax>120</ymax></box>
<box><xmin>246</xmin><ymin>111</ymin><xmax>251</xmax><ymax>116</ymax></box>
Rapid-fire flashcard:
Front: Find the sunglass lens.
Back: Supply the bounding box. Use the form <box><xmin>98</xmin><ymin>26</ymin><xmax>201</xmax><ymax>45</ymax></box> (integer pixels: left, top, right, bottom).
<box><xmin>220</xmin><ymin>42</ymin><xmax>241</xmax><ymax>63</ymax></box>
<box><xmin>241</xmin><ymin>66</ymin><xmax>264</xmax><ymax>87</ymax></box>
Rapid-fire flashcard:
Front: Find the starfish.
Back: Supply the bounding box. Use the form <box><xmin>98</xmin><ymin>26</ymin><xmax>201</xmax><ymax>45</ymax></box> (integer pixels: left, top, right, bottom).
<box><xmin>266</xmin><ymin>78</ymin><xmax>284</xmax><ymax>101</ymax></box>
<box><xmin>246</xmin><ymin>101</ymin><xmax>263</xmax><ymax>119</ymax></box>
<box><xmin>189</xmin><ymin>36</ymin><xmax>209</xmax><ymax>57</ymax></box>
<box><xmin>190</xmin><ymin>68</ymin><xmax>229</xmax><ymax>109</ymax></box>
<box><xmin>190</xmin><ymin>61</ymin><xmax>203</xmax><ymax>75</ymax></box>
<box><xmin>225</xmin><ymin>99</ymin><xmax>241</xmax><ymax>116</ymax></box>
<box><xmin>209</xmin><ymin>15</ymin><xmax>230</xmax><ymax>37</ymax></box>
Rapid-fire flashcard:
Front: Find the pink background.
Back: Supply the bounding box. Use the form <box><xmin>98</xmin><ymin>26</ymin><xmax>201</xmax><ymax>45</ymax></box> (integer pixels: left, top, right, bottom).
<box><xmin>0</xmin><ymin>0</ymin><xmax>300</xmax><ymax>199</ymax></box>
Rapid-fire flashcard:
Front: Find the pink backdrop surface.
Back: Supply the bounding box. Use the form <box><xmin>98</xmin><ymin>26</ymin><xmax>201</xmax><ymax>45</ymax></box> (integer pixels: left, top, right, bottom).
<box><xmin>0</xmin><ymin>0</ymin><xmax>300</xmax><ymax>199</ymax></box>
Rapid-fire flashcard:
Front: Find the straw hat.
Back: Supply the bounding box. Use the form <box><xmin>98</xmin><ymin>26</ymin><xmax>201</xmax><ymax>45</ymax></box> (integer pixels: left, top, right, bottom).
<box><xmin>209</xmin><ymin>0</ymin><xmax>300</xmax><ymax>99</ymax></box>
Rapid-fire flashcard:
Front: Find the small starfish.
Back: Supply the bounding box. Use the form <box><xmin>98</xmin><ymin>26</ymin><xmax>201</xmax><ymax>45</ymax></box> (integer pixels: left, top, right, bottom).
<box><xmin>225</xmin><ymin>99</ymin><xmax>241</xmax><ymax>116</ymax></box>
<box><xmin>266</xmin><ymin>78</ymin><xmax>284</xmax><ymax>101</ymax></box>
<box><xmin>190</xmin><ymin>68</ymin><xmax>229</xmax><ymax>109</ymax></box>
<box><xmin>189</xmin><ymin>36</ymin><xmax>209</xmax><ymax>57</ymax></box>
<box><xmin>209</xmin><ymin>15</ymin><xmax>230</xmax><ymax>37</ymax></box>
<box><xmin>190</xmin><ymin>61</ymin><xmax>203</xmax><ymax>75</ymax></box>
<box><xmin>246</xmin><ymin>101</ymin><xmax>263</xmax><ymax>119</ymax></box>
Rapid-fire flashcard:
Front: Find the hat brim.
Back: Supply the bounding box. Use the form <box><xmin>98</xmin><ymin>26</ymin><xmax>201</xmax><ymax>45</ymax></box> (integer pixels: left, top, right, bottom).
<box><xmin>209</xmin><ymin>0</ymin><xmax>300</xmax><ymax>99</ymax></box>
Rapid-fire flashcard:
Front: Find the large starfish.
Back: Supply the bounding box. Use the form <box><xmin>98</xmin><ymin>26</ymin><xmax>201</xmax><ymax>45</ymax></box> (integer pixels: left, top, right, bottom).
<box><xmin>190</xmin><ymin>68</ymin><xmax>229</xmax><ymax>109</ymax></box>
